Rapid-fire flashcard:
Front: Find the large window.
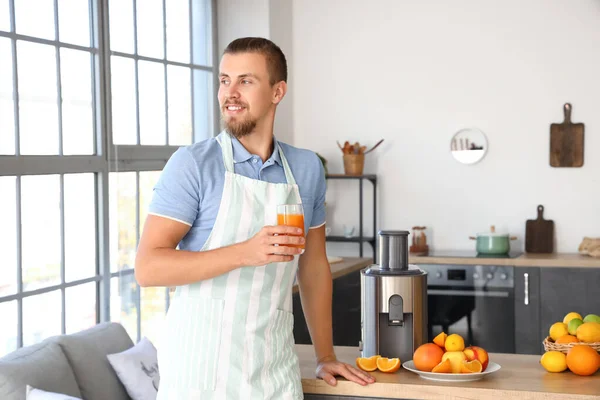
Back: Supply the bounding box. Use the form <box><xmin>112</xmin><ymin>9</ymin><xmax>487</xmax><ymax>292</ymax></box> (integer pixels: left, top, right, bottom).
<box><xmin>0</xmin><ymin>0</ymin><xmax>218</xmax><ymax>356</ymax></box>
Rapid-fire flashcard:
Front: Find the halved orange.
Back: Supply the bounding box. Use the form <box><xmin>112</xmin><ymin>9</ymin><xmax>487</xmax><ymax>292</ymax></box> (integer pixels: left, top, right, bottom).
<box><xmin>433</xmin><ymin>331</ymin><xmax>448</xmax><ymax>348</ymax></box>
<box><xmin>460</xmin><ymin>359</ymin><xmax>483</xmax><ymax>373</ymax></box>
<box><xmin>431</xmin><ymin>359</ymin><xmax>452</xmax><ymax>373</ymax></box>
<box><xmin>356</xmin><ymin>355</ymin><xmax>380</xmax><ymax>372</ymax></box>
<box><xmin>376</xmin><ymin>357</ymin><xmax>401</xmax><ymax>373</ymax></box>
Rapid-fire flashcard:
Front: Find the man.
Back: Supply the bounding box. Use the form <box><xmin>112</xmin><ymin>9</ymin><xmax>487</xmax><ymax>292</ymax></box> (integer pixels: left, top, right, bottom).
<box><xmin>135</xmin><ymin>37</ymin><xmax>374</xmax><ymax>399</ymax></box>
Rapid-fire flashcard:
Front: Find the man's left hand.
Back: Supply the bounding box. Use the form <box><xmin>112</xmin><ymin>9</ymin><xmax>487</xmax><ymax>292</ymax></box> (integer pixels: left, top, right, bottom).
<box><xmin>316</xmin><ymin>358</ymin><xmax>375</xmax><ymax>386</ymax></box>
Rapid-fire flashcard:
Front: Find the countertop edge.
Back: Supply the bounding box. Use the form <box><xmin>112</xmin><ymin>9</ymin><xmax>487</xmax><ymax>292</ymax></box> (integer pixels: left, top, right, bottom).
<box><xmin>409</xmin><ymin>253</ymin><xmax>600</xmax><ymax>268</ymax></box>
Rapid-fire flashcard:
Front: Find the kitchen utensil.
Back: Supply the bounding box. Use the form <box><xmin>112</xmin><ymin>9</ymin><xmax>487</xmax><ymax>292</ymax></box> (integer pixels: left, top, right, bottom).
<box><xmin>402</xmin><ymin>360</ymin><xmax>501</xmax><ymax>382</ymax></box>
<box><xmin>550</xmin><ymin>103</ymin><xmax>584</xmax><ymax>167</ymax></box>
<box><xmin>469</xmin><ymin>225</ymin><xmax>517</xmax><ymax>255</ymax></box>
<box><xmin>525</xmin><ymin>205</ymin><xmax>554</xmax><ymax>253</ymax></box>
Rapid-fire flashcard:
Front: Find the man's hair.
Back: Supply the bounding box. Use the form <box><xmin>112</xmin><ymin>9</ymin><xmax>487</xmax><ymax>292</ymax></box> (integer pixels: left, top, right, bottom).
<box><xmin>223</xmin><ymin>37</ymin><xmax>287</xmax><ymax>85</ymax></box>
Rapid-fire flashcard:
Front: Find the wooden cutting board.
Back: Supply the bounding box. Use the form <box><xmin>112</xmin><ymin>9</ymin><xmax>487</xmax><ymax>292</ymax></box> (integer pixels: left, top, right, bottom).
<box><xmin>525</xmin><ymin>205</ymin><xmax>554</xmax><ymax>253</ymax></box>
<box><xmin>550</xmin><ymin>103</ymin><xmax>584</xmax><ymax>167</ymax></box>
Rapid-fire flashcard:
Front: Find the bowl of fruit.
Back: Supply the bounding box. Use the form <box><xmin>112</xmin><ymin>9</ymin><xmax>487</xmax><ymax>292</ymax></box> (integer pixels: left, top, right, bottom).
<box><xmin>402</xmin><ymin>332</ymin><xmax>501</xmax><ymax>382</ymax></box>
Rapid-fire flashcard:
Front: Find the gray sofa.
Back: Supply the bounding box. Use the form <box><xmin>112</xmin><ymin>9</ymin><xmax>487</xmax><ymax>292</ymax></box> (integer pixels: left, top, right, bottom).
<box><xmin>0</xmin><ymin>322</ymin><xmax>135</xmax><ymax>400</ymax></box>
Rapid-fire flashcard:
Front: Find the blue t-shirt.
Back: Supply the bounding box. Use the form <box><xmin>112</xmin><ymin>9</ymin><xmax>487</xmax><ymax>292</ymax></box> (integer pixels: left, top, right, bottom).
<box><xmin>148</xmin><ymin>131</ymin><xmax>327</xmax><ymax>251</ymax></box>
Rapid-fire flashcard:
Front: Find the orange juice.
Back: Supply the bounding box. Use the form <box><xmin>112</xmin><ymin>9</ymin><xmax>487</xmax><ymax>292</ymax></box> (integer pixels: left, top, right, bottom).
<box><xmin>277</xmin><ymin>213</ymin><xmax>305</xmax><ymax>249</ymax></box>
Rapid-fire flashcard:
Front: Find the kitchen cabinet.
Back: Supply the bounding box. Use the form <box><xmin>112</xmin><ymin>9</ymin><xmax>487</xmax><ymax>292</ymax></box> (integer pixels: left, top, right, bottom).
<box><xmin>293</xmin><ymin>270</ymin><xmax>362</xmax><ymax>347</ymax></box>
<box><xmin>539</xmin><ymin>267</ymin><xmax>600</xmax><ymax>343</ymax></box>
<box><xmin>514</xmin><ymin>267</ymin><xmax>542</xmax><ymax>355</ymax></box>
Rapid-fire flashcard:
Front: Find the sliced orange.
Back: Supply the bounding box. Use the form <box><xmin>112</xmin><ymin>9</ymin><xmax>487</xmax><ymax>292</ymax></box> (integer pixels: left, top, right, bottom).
<box><xmin>376</xmin><ymin>357</ymin><xmax>401</xmax><ymax>373</ymax></box>
<box><xmin>433</xmin><ymin>332</ymin><xmax>448</xmax><ymax>348</ymax></box>
<box><xmin>356</xmin><ymin>355</ymin><xmax>380</xmax><ymax>372</ymax></box>
<box><xmin>431</xmin><ymin>359</ymin><xmax>452</xmax><ymax>373</ymax></box>
<box><xmin>460</xmin><ymin>359</ymin><xmax>483</xmax><ymax>373</ymax></box>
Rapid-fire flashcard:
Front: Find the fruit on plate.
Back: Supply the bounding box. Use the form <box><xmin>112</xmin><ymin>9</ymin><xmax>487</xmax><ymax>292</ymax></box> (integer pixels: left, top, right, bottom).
<box><xmin>576</xmin><ymin>322</ymin><xmax>600</xmax><ymax>343</ymax></box>
<box><xmin>413</xmin><ymin>343</ymin><xmax>445</xmax><ymax>372</ymax></box>
<box><xmin>356</xmin><ymin>355</ymin><xmax>380</xmax><ymax>372</ymax></box>
<box><xmin>568</xmin><ymin>318</ymin><xmax>584</xmax><ymax>336</ymax></box>
<box><xmin>463</xmin><ymin>346</ymin><xmax>490</xmax><ymax>371</ymax></box>
<box><xmin>433</xmin><ymin>331</ymin><xmax>447</xmax><ymax>349</ymax></box>
<box><xmin>431</xmin><ymin>359</ymin><xmax>452</xmax><ymax>373</ymax></box>
<box><xmin>540</xmin><ymin>351</ymin><xmax>568</xmax><ymax>373</ymax></box>
<box><xmin>583</xmin><ymin>314</ymin><xmax>600</xmax><ymax>324</ymax></box>
<box><xmin>441</xmin><ymin>351</ymin><xmax>467</xmax><ymax>373</ymax></box>
<box><xmin>563</xmin><ymin>312</ymin><xmax>583</xmax><ymax>325</ymax></box>
<box><xmin>555</xmin><ymin>335</ymin><xmax>579</xmax><ymax>344</ymax></box>
<box><xmin>444</xmin><ymin>333</ymin><xmax>465</xmax><ymax>352</ymax></box>
<box><xmin>376</xmin><ymin>357</ymin><xmax>401</xmax><ymax>373</ymax></box>
<box><xmin>566</xmin><ymin>344</ymin><xmax>600</xmax><ymax>376</ymax></box>
<box><xmin>460</xmin><ymin>360</ymin><xmax>483</xmax><ymax>373</ymax></box>
<box><xmin>549</xmin><ymin>322</ymin><xmax>569</xmax><ymax>341</ymax></box>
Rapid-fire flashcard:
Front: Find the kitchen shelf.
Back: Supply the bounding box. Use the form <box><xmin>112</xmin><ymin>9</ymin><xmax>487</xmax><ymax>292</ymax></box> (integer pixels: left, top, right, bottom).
<box><xmin>325</xmin><ymin>174</ymin><xmax>377</xmax><ymax>261</ymax></box>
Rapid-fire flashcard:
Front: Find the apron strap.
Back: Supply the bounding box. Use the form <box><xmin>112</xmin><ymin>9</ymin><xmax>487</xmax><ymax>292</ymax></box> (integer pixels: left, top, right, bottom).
<box><xmin>277</xmin><ymin>144</ymin><xmax>297</xmax><ymax>186</ymax></box>
<box><xmin>219</xmin><ymin>132</ymin><xmax>235</xmax><ymax>173</ymax></box>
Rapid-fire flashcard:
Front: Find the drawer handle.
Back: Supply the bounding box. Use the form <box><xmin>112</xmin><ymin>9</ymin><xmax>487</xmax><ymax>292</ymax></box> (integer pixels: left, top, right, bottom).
<box><xmin>524</xmin><ymin>272</ymin><xmax>529</xmax><ymax>306</ymax></box>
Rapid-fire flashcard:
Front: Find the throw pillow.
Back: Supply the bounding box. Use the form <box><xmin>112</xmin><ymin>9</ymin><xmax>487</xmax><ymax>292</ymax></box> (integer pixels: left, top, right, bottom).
<box><xmin>107</xmin><ymin>337</ymin><xmax>160</xmax><ymax>400</ymax></box>
<box><xmin>26</xmin><ymin>385</ymin><xmax>82</xmax><ymax>400</ymax></box>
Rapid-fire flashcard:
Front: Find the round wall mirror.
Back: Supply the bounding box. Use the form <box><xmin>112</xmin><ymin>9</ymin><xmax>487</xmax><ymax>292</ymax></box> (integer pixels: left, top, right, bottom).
<box><xmin>450</xmin><ymin>128</ymin><xmax>488</xmax><ymax>165</ymax></box>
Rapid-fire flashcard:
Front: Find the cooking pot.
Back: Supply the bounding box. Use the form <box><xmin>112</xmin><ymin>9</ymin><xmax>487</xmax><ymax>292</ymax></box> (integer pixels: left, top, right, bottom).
<box><xmin>469</xmin><ymin>225</ymin><xmax>517</xmax><ymax>255</ymax></box>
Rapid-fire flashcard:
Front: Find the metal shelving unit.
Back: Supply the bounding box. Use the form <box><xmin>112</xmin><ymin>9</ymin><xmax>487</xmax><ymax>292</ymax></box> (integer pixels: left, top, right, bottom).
<box><xmin>325</xmin><ymin>174</ymin><xmax>377</xmax><ymax>260</ymax></box>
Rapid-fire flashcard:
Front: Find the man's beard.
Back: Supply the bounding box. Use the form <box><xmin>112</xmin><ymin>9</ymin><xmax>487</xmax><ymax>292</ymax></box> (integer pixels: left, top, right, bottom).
<box><xmin>224</xmin><ymin>116</ymin><xmax>256</xmax><ymax>138</ymax></box>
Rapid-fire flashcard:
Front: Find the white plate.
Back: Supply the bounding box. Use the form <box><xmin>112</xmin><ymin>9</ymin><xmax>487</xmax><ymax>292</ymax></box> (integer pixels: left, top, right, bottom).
<box><xmin>402</xmin><ymin>360</ymin><xmax>501</xmax><ymax>382</ymax></box>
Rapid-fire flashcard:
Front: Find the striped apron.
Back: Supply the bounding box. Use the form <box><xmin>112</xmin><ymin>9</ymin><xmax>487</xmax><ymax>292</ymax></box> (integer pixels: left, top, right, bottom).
<box><xmin>157</xmin><ymin>132</ymin><xmax>304</xmax><ymax>399</ymax></box>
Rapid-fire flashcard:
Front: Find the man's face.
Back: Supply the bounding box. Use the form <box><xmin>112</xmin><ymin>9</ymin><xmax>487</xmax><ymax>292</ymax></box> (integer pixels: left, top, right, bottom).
<box><xmin>218</xmin><ymin>52</ymin><xmax>278</xmax><ymax>138</ymax></box>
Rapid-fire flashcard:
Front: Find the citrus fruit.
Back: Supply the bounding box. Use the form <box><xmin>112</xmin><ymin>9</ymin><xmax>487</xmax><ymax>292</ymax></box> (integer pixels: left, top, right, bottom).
<box><xmin>555</xmin><ymin>335</ymin><xmax>579</xmax><ymax>344</ymax></box>
<box><xmin>433</xmin><ymin>332</ymin><xmax>447</xmax><ymax>349</ymax></box>
<box><xmin>441</xmin><ymin>351</ymin><xmax>467</xmax><ymax>373</ymax></box>
<box><xmin>549</xmin><ymin>322</ymin><xmax>569</xmax><ymax>341</ymax></box>
<box><xmin>563</xmin><ymin>312</ymin><xmax>583</xmax><ymax>325</ymax></box>
<box><xmin>568</xmin><ymin>318</ymin><xmax>584</xmax><ymax>336</ymax></box>
<box><xmin>463</xmin><ymin>346</ymin><xmax>489</xmax><ymax>371</ymax></box>
<box><xmin>356</xmin><ymin>355</ymin><xmax>380</xmax><ymax>372</ymax></box>
<box><xmin>576</xmin><ymin>322</ymin><xmax>600</xmax><ymax>343</ymax></box>
<box><xmin>445</xmin><ymin>333</ymin><xmax>465</xmax><ymax>352</ymax></box>
<box><xmin>413</xmin><ymin>343</ymin><xmax>445</xmax><ymax>372</ymax></box>
<box><xmin>376</xmin><ymin>357</ymin><xmax>400</xmax><ymax>373</ymax></box>
<box><xmin>540</xmin><ymin>351</ymin><xmax>567</xmax><ymax>372</ymax></box>
<box><xmin>460</xmin><ymin>359</ymin><xmax>483</xmax><ymax>373</ymax></box>
<box><xmin>583</xmin><ymin>314</ymin><xmax>600</xmax><ymax>324</ymax></box>
<box><xmin>431</xmin><ymin>359</ymin><xmax>452</xmax><ymax>373</ymax></box>
<box><xmin>566</xmin><ymin>344</ymin><xmax>600</xmax><ymax>376</ymax></box>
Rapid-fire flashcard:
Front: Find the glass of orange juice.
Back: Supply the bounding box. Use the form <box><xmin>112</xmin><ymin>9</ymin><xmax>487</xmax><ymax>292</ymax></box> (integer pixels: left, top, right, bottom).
<box><xmin>276</xmin><ymin>204</ymin><xmax>305</xmax><ymax>251</ymax></box>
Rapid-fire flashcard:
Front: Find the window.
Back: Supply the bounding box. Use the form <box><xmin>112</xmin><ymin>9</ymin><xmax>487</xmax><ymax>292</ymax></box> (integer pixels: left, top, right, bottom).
<box><xmin>0</xmin><ymin>0</ymin><xmax>217</xmax><ymax>356</ymax></box>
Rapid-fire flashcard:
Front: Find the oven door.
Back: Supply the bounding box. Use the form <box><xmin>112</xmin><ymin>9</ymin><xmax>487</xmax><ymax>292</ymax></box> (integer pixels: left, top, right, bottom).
<box><xmin>426</xmin><ymin>285</ymin><xmax>515</xmax><ymax>354</ymax></box>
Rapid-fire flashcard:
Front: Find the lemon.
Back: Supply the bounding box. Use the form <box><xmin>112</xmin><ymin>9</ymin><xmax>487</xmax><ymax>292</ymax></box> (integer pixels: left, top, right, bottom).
<box><xmin>563</xmin><ymin>312</ymin><xmax>583</xmax><ymax>325</ymax></box>
<box><xmin>444</xmin><ymin>333</ymin><xmax>465</xmax><ymax>352</ymax></box>
<box><xmin>540</xmin><ymin>351</ymin><xmax>567</xmax><ymax>373</ymax></box>
<box><xmin>549</xmin><ymin>322</ymin><xmax>569</xmax><ymax>341</ymax></box>
<box><xmin>576</xmin><ymin>322</ymin><xmax>600</xmax><ymax>343</ymax></box>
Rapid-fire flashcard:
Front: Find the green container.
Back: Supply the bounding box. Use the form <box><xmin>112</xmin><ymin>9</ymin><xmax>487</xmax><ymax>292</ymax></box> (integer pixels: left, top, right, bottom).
<box><xmin>469</xmin><ymin>226</ymin><xmax>517</xmax><ymax>255</ymax></box>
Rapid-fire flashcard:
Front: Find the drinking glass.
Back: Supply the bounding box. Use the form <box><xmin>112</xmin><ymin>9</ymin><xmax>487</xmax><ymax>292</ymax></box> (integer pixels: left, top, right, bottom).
<box><xmin>276</xmin><ymin>204</ymin><xmax>305</xmax><ymax>251</ymax></box>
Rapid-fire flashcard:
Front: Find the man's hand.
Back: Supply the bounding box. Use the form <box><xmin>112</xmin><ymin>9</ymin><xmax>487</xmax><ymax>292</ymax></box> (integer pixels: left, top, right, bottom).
<box><xmin>316</xmin><ymin>356</ymin><xmax>375</xmax><ymax>387</ymax></box>
<box><xmin>238</xmin><ymin>225</ymin><xmax>305</xmax><ymax>266</ymax></box>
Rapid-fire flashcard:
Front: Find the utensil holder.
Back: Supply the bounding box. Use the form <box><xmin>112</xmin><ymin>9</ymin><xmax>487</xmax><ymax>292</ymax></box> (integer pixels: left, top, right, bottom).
<box><xmin>343</xmin><ymin>154</ymin><xmax>365</xmax><ymax>176</ymax></box>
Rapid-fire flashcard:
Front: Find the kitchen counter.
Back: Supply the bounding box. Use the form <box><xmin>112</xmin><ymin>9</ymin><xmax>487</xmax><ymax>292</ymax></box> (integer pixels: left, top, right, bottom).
<box><xmin>297</xmin><ymin>345</ymin><xmax>600</xmax><ymax>400</ymax></box>
<box><xmin>409</xmin><ymin>252</ymin><xmax>600</xmax><ymax>268</ymax></box>
<box><xmin>293</xmin><ymin>257</ymin><xmax>373</xmax><ymax>294</ymax></box>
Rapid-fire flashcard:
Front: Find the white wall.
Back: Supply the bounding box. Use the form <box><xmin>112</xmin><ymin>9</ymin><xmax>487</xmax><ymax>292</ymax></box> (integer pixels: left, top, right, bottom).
<box><xmin>292</xmin><ymin>0</ymin><xmax>600</xmax><ymax>255</ymax></box>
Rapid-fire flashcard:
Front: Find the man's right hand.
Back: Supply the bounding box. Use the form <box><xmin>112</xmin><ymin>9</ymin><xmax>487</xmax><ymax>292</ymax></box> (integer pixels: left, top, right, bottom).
<box><xmin>238</xmin><ymin>225</ymin><xmax>305</xmax><ymax>266</ymax></box>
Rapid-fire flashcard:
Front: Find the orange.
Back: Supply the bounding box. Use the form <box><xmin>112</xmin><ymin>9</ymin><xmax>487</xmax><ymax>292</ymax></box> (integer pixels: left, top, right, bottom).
<box><xmin>445</xmin><ymin>334</ymin><xmax>465</xmax><ymax>352</ymax></box>
<box><xmin>431</xmin><ymin>359</ymin><xmax>452</xmax><ymax>373</ymax></box>
<box><xmin>460</xmin><ymin>360</ymin><xmax>483</xmax><ymax>373</ymax></box>
<box><xmin>356</xmin><ymin>355</ymin><xmax>380</xmax><ymax>372</ymax></box>
<box><xmin>376</xmin><ymin>357</ymin><xmax>401</xmax><ymax>373</ymax></box>
<box><xmin>555</xmin><ymin>335</ymin><xmax>579</xmax><ymax>344</ymax></box>
<box><xmin>566</xmin><ymin>345</ymin><xmax>600</xmax><ymax>376</ymax></box>
<box><xmin>413</xmin><ymin>343</ymin><xmax>445</xmax><ymax>372</ymax></box>
<box><xmin>433</xmin><ymin>332</ymin><xmax>447</xmax><ymax>349</ymax></box>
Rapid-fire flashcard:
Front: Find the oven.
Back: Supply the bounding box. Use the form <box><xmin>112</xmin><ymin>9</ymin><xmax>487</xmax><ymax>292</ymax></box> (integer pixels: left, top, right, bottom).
<box><xmin>419</xmin><ymin>263</ymin><xmax>516</xmax><ymax>354</ymax></box>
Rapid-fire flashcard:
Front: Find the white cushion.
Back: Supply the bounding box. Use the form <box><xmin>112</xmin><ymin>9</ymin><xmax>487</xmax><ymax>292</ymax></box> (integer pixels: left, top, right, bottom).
<box><xmin>107</xmin><ymin>337</ymin><xmax>160</xmax><ymax>400</ymax></box>
<box><xmin>26</xmin><ymin>386</ymin><xmax>82</xmax><ymax>400</ymax></box>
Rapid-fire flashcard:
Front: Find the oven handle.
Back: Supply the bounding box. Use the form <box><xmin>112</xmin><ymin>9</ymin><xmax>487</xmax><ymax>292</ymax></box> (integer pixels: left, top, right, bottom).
<box><xmin>428</xmin><ymin>289</ymin><xmax>510</xmax><ymax>298</ymax></box>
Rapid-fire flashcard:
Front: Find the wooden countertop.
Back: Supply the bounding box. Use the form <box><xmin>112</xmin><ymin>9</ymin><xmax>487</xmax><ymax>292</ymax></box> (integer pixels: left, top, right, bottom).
<box><xmin>409</xmin><ymin>252</ymin><xmax>600</xmax><ymax>268</ymax></box>
<box><xmin>297</xmin><ymin>345</ymin><xmax>600</xmax><ymax>400</ymax></box>
<box><xmin>292</xmin><ymin>257</ymin><xmax>373</xmax><ymax>294</ymax></box>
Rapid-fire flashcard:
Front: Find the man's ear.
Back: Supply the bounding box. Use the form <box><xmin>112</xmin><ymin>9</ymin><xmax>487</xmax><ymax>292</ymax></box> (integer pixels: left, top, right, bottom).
<box><xmin>272</xmin><ymin>81</ymin><xmax>287</xmax><ymax>105</ymax></box>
